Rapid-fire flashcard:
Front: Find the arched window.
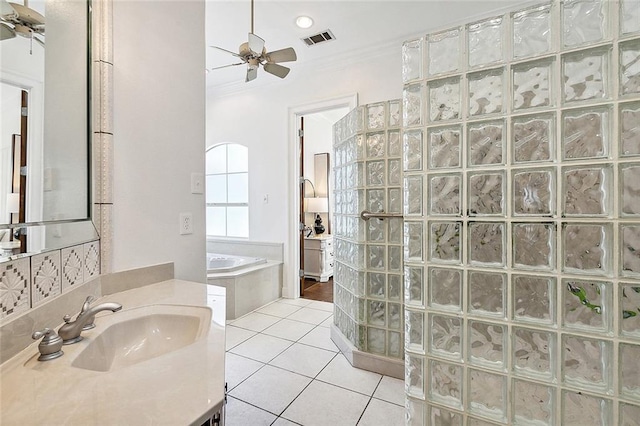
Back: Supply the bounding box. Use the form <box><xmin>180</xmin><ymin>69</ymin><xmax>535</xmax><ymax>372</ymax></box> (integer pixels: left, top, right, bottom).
<box><xmin>206</xmin><ymin>143</ymin><xmax>249</xmax><ymax>238</ymax></box>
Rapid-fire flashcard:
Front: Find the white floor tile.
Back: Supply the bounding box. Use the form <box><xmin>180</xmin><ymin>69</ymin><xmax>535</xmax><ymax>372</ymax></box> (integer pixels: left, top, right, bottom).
<box><xmin>229</xmin><ymin>312</ymin><xmax>282</xmax><ymax>332</ymax></box>
<box><xmin>281</xmin><ymin>380</ymin><xmax>370</xmax><ymax>426</ymax></box>
<box><xmin>270</xmin><ymin>343</ymin><xmax>337</xmax><ymax>378</ymax></box>
<box><xmin>372</xmin><ymin>375</ymin><xmax>405</xmax><ymax>406</ymax></box>
<box><xmin>297</xmin><ymin>326</ymin><xmax>339</xmax><ymax>352</ymax></box>
<box><xmin>224</xmin><ymin>396</ymin><xmax>277</xmax><ymax>426</ymax></box>
<box><xmin>225</xmin><ymin>352</ymin><xmax>265</xmax><ymax>391</ymax></box>
<box><xmin>229</xmin><ymin>334</ymin><xmax>293</xmax><ymax>363</ymax></box>
<box><xmin>276</xmin><ymin>298</ymin><xmax>313</xmax><ymax>307</ymax></box>
<box><xmin>226</xmin><ymin>325</ymin><xmax>257</xmax><ymax>351</ymax></box>
<box><xmin>272</xmin><ymin>418</ymin><xmax>302</xmax><ymax>426</ymax></box>
<box><xmin>306</xmin><ymin>300</ymin><xmax>334</xmax><ymax>312</ymax></box>
<box><xmin>257</xmin><ymin>301</ymin><xmax>303</xmax><ymax>318</ymax></box>
<box><xmin>357</xmin><ymin>398</ymin><xmax>404</xmax><ymax>426</ymax></box>
<box><xmin>316</xmin><ymin>354</ymin><xmax>382</xmax><ymax>396</ymax></box>
<box><xmin>319</xmin><ymin>315</ymin><xmax>334</xmax><ymax>328</ymax></box>
<box><xmin>286</xmin><ymin>307</ymin><xmax>333</xmax><ymax>325</ymax></box>
<box><xmin>229</xmin><ymin>365</ymin><xmax>312</xmax><ymax>415</ymax></box>
<box><xmin>262</xmin><ymin>319</ymin><xmax>316</xmax><ymax>342</ymax></box>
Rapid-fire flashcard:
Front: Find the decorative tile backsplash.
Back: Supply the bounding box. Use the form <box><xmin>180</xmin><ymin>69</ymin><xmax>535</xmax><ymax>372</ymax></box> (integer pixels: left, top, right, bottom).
<box><xmin>402</xmin><ymin>0</ymin><xmax>640</xmax><ymax>424</ymax></box>
<box><xmin>0</xmin><ymin>241</ymin><xmax>99</xmax><ymax>321</ymax></box>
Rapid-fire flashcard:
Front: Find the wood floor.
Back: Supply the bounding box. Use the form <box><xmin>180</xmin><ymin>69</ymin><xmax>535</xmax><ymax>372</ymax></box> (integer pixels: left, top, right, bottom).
<box><xmin>302</xmin><ymin>277</ymin><xmax>333</xmax><ymax>303</ymax></box>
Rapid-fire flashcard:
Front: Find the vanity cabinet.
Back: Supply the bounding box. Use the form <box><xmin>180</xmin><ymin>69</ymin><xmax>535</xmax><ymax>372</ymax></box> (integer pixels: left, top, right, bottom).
<box><xmin>303</xmin><ymin>235</ymin><xmax>334</xmax><ymax>282</ymax></box>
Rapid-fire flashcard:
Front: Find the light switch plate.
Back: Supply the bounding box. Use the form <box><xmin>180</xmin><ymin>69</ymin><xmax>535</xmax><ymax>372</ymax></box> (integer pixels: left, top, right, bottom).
<box><xmin>191</xmin><ymin>173</ymin><xmax>204</xmax><ymax>194</ymax></box>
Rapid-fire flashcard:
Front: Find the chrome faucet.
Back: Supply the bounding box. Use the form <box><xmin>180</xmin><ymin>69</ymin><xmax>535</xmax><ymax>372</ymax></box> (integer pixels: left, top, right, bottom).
<box><xmin>58</xmin><ymin>301</ymin><xmax>122</xmax><ymax>344</ymax></box>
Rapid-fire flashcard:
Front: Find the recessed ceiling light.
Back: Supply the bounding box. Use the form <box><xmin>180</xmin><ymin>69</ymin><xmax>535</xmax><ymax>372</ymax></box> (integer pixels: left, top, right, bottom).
<box><xmin>296</xmin><ymin>16</ymin><xmax>313</xmax><ymax>29</ymax></box>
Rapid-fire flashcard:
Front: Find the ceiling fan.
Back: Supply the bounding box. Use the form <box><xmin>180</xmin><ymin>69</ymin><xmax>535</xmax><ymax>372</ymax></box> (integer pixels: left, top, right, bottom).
<box><xmin>1</xmin><ymin>0</ymin><xmax>45</xmax><ymax>50</ymax></box>
<box><xmin>209</xmin><ymin>0</ymin><xmax>297</xmax><ymax>82</ymax></box>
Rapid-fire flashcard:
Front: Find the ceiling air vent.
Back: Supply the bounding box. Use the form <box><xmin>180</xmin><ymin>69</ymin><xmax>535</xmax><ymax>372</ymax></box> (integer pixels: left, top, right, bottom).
<box><xmin>301</xmin><ymin>29</ymin><xmax>336</xmax><ymax>46</ymax></box>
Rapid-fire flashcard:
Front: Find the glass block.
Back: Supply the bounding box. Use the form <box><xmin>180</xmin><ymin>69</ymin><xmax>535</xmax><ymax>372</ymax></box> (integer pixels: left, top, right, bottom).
<box><xmin>429</xmin><ymin>174</ymin><xmax>461</xmax><ymax>215</ymax></box>
<box><xmin>469</xmin><ymin>320</ymin><xmax>506</xmax><ymax>369</ymax></box>
<box><xmin>513</xmin><ymin>379</ymin><xmax>554</xmax><ymax>426</ymax></box>
<box><xmin>467</xmin><ymin>17</ymin><xmax>504</xmax><ymax>68</ymax></box>
<box><xmin>428</xmin><ymin>126</ymin><xmax>461</xmax><ymax>169</ymax></box>
<box><xmin>513</xmin><ymin>113</ymin><xmax>554</xmax><ymax>163</ymax></box>
<box><xmin>562</xmin><ymin>107</ymin><xmax>610</xmax><ymax>160</ymax></box>
<box><xmin>429</xmin><ymin>267</ymin><xmax>462</xmax><ymax>311</ymax></box>
<box><xmin>621</xmin><ymin>343</ymin><xmax>640</xmax><ymax>400</ymax></box>
<box><xmin>621</xmin><ymin>283</ymin><xmax>640</xmax><ymax>339</ymax></box>
<box><xmin>366</xmin><ymin>161</ymin><xmax>385</xmax><ymax>187</ymax></box>
<box><xmin>512</xmin><ymin>4</ymin><xmax>552</xmax><ymax>59</ymax></box>
<box><xmin>620</xmin><ymin>402</ymin><xmax>640</xmax><ymax>426</ymax></box>
<box><xmin>389</xmin><ymin>101</ymin><xmax>401</xmax><ymax>128</ymax></box>
<box><xmin>468</xmin><ymin>369</ymin><xmax>507</xmax><ymax>422</ymax></box>
<box><xmin>468</xmin><ymin>69</ymin><xmax>504</xmax><ymax>117</ymax></box>
<box><xmin>405</xmin><ymin>310</ymin><xmax>425</xmax><ymax>354</ymax></box>
<box><xmin>563</xmin><ymin>47</ymin><xmax>610</xmax><ymax>103</ymax></box>
<box><xmin>513</xmin><ymin>275</ymin><xmax>555</xmax><ymax>324</ymax></box>
<box><xmin>388</xmin><ymin>303</ymin><xmax>402</xmax><ymax>330</ymax></box>
<box><xmin>367</xmin><ymin>218</ymin><xmax>385</xmax><ymax>242</ymax></box>
<box><xmin>404</xmin><ymin>83</ymin><xmax>423</xmax><ymax>127</ymax></box>
<box><xmin>388</xmin><ymin>331</ymin><xmax>402</xmax><ymax>358</ymax></box>
<box><xmin>621</xmin><ymin>0</ymin><xmax>640</xmax><ymax>35</ymax></box>
<box><xmin>430</xmin><ymin>314</ymin><xmax>462</xmax><ymax>360</ymax></box>
<box><xmin>468</xmin><ymin>222</ymin><xmax>505</xmax><ymax>266</ymax></box>
<box><xmin>563</xmin><ymin>223</ymin><xmax>611</xmax><ymax>274</ymax></box>
<box><xmin>512</xmin><ymin>168</ymin><xmax>555</xmax><ymax>216</ymax></box>
<box><xmin>428</xmin><ymin>77</ymin><xmax>461</xmax><ymax>122</ymax></box>
<box><xmin>367</xmin><ymin>245</ymin><xmax>386</xmax><ymax>270</ymax></box>
<box><xmin>388</xmin><ymin>274</ymin><xmax>402</xmax><ymax>301</ymax></box>
<box><xmin>563</xmin><ymin>279</ymin><xmax>611</xmax><ymax>331</ymax></box>
<box><xmin>388</xmin><ymin>245</ymin><xmax>402</xmax><ymax>272</ymax></box>
<box><xmin>367</xmin><ymin>272</ymin><xmax>386</xmax><ymax>298</ymax></box>
<box><xmin>428</xmin><ymin>405</ymin><xmax>463</xmax><ymax>426</ymax></box>
<box><xmin>622</xmin><ymin>224</ymin><xmax>640</xmax><ymax>276</ymax></box>
<box><xmin>388</xmin><ymin>218</ymin><xmax>403</xmax><ymax>243</ymax></box>
<box><xmin>620</xmin><ymin>102</ymin><xmax>640</xmax><ymax>156</ymax></box>
<box><xmin>404</xmin><ymin>176</ymin><xmax>423</xmax><ymax>216</ymax></box>
<box><xmin>407</xmin><ymin>397</ymin><xmax>425</xmax><ymax>426</ymax></box>
<box><xmin>468</xmin><ymin>271</ymin><xmax>506</xmax><ymax>318</ymax></box>
<box><xmin>429</xmin><ymin>222</ymin><xmax>461</xmax><ymax>263</ymax></box>
<box><xmin>429</xmin><ymin>359</ymin><xmax>463</xmax><ymax>409</ymax></box>
<box><xmin>404</xmin><ymin>130</ymin><xmax>423</xmax><ymax>171</ymax></box>
<box><xmin>368</xmin><ymin>301</ymin><xmax>386</xmax><ymax>327</ymax></box>
<box><xmin>562</xmin><ymin>334</ymin><xmax>612</xmax><ymax>392</ymax></box>
<box><xmin>513</xmin><ymin>223</ymin><xmax>555</xmax><ymax>270</ymax></box>
<box><xmin>366</xmin><ymin>132</ymin><xmax>385</xmax><ymax>158</ymax></box>
<box><xmin>388</xmin><ymin>188</ymin><xmax>402</xmax><ymax>214</ymax></box>
<box><xmin>388</xmin><ymin>162</ymin><xmax>401</xmax><ymax>189</ymax></box>
<box><xmin>562</xmin><ymin>391</ymin><xmax>612</xmax><ymax>426</ymax></box>
<box><xmin>405</xmin><ymin>266</ymin><xmax>425</xmax><ymax>308</ymax></box>
<box><xmin>562</xmin><ymin>0</ymin><xmax>607</xmax><ymax>47</ymax></box>
<box><xmin>406</xmin><ymin>354</ymin><xmax>425</xmax><ymax>399</ymax></box>
<box><xmin>513</xmin><ymin>327</ymin><xmax>554</xmax><ymax>379</ymax></box>
<box><xmin>621</xmin><ymin>40</ymin><xmax>640</xmax><ymax>96</ymax></box>
<box><xmin>468</xmin><ymin>173</ymin><xmax>504</xmax><ymax>217</ymax></box>
<box><xmin>367</xmin><ymin>189</ymin><xmax>385</xmax><ymax>213</ymax></box>
<box><xmin>405</xmin><ymin>221</ymin><xmax>424</xmax><ymax>262</ymax></box>
<box><xmin>467</xmin><ymin>419</ymin><xmax>496</xmax><ymax>426</ymax></box>
<box><xmin>563</xmin><ymin>166</ymin><xmax>611</xmax><ymax>216</ymax></box>
<box><xmin>402</xmin><ymin>39</ymin><xmax>423</xmax><ymax>83</ymax></box>
<box><xmin>513</xmin><ymin>58</ymin><xmax>553</xmax><ymax>110</ymax></box>
<box><xmin>467</xmin><ymin>120</ymin><xmax>504</xmax><ymax>165</ymax></box>
<box><xmin>428</xmin><ymin>28</ymin><xmax>461</xmax><ymax>76</ymax></box>
<box><xmin>366</xmin><ymin>104</ymin><xmax>385</xmax><ymax>131</ymax></box>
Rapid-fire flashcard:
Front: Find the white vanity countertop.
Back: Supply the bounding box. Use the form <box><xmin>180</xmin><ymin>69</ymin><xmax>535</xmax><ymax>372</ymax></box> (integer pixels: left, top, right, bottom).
<box><xmin>0</xmin><ymin>279</ymin><xmax>226</xmax><ymax>425</ymax></box>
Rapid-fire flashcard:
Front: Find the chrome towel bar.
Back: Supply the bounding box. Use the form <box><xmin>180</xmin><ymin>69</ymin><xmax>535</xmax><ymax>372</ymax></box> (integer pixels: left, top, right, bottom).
<box><xmin>360</xmin><ymin>210</ymin><xmax>404</xmax><ymax>221</ymax></box>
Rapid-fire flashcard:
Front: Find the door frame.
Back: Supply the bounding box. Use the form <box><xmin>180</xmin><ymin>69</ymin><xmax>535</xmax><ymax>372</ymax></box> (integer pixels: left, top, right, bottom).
<box><xmin>284</xmin><ymin>93</ymin><xmax>358</xmax><ymax>299</ymax></box>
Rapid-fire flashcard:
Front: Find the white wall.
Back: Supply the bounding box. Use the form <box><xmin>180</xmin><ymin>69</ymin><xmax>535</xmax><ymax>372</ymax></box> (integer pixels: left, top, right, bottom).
<box><xmin>207</xmin><ymin>47</ymin><xmax>401</xmax><ymax>291</ymax></box>
<box><xmin>112</xmin><ymin>0</ymin><xmax>206</xmax><ymax>282</ymax></box>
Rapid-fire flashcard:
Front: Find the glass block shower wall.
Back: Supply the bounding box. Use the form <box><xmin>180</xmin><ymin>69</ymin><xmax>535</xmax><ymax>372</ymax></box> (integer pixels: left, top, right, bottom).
<box><xmin>333</xmin><ymin>100</ymin><xmax>405</xmax><ymax>359</ymax></box>
<box><xmin>401</xmin><ymin>1</ymin><xmax>640</xmax><ymax>425</ymax></box>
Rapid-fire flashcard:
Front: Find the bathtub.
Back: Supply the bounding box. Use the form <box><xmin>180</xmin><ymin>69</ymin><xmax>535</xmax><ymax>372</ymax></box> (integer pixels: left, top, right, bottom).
<box><xmin>206</xmin><ymin>253</ymin><xmax>282</xmax><ymax>320</ymax></box>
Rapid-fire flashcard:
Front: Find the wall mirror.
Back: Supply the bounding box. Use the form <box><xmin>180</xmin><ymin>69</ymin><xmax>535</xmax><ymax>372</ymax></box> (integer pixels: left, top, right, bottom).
<box><xmin>0</xmin><ymin>0</ymin><xmax>95</xmax><ymax>258</ymax></box>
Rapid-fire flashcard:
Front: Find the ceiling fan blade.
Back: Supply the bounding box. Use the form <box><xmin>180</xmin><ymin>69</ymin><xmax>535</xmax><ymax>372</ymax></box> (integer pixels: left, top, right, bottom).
<box><xmin>245</xmin><ymin>65</ymin><xmax>258</xmax><ymax>82</ymax></box>
<box><xmin>265</xmin><ymin>47</ymin><xmax>297</xmax><ymax>64</ymax></box>
<box><xmin>264</xmin><ymin>63</ymin><xmax>290</xmax><ymax>79</ymax></box>
<box><xmin>209</xmin><ymin>45</ymin><xmax>242</xmax><ymax>58</ymax></box>
<box><xmin>0</xmin><ymin>22</ymin><xmax>16</xmax><ymax>40</ymax></box>
<box><xmin>0</xmin><ymin>0</ymin><xmax>17</xmax><ymax>18</ymax></box>
<box><xmin>248</xmin><ymin>32</ymin><xmax>264</xmax><ymax>56</ymax></box>
<box><xmin>8</xmin><ymin>2</ymin><xmax>44</xmax><ymax>25</ymax></box>
<box><xmin>210</xmin><ymin>62</ymin><xmax>244</xmax><ymax>71</ymax></box>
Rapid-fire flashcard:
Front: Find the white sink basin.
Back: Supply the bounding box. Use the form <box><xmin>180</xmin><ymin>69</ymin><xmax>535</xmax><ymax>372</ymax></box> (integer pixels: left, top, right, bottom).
<box><xmin>71</xmin><ymin>304</ymin><xmax>212</xmax><ymax>372</ymax></box>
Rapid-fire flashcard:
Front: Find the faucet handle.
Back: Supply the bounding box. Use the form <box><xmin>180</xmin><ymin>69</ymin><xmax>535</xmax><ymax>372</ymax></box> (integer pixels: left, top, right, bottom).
<box><xmin>32</xmin><ymin>328</ymin><xmax>64</xmax><ymax>361</ymax></box>
<box><xmin>81</xmin><ymin>295</ymin><xmax>94</xmax><ymax>313</ymax></box>
<box><xmin>80</xmin><ymin>296</ymin><xmax>97</xmax><ymax>331</ymax></box>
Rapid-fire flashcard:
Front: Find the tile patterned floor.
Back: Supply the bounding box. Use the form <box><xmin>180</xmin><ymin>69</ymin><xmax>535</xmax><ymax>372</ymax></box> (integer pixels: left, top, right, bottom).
<box><xmin>225</xmin><ymin>298</ymin><xmax>404</xmax><ymax>426</ymax></box>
